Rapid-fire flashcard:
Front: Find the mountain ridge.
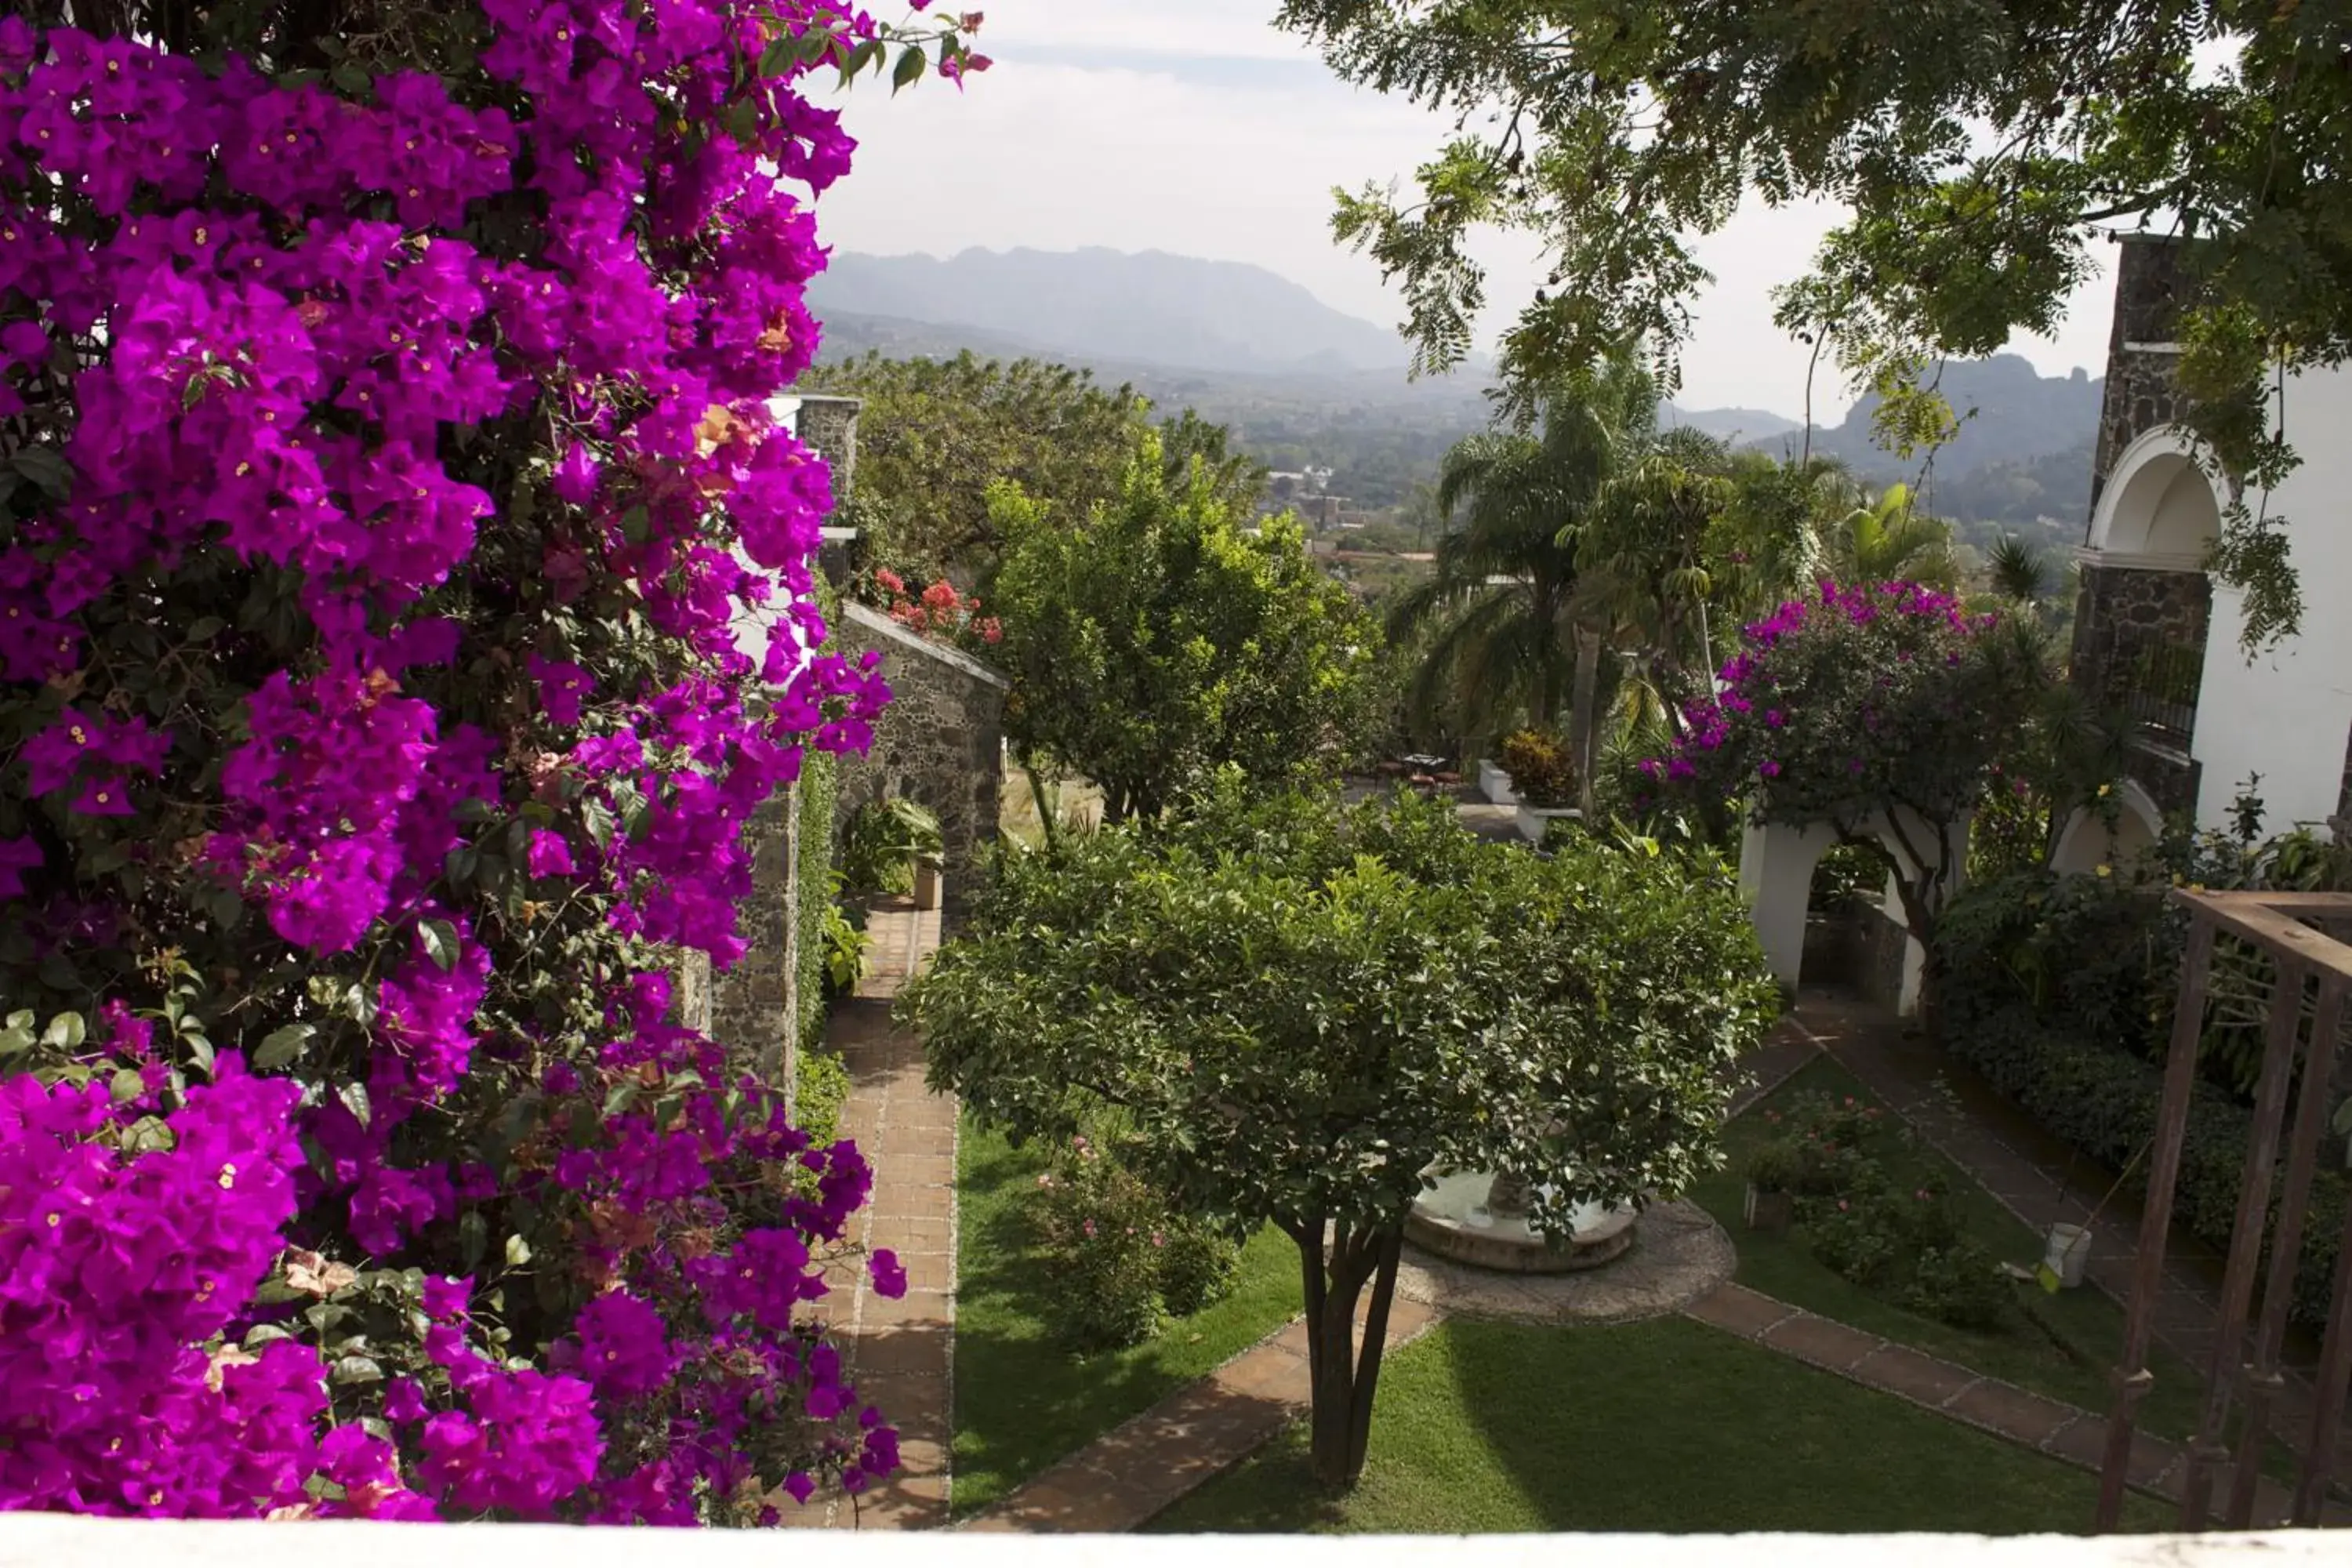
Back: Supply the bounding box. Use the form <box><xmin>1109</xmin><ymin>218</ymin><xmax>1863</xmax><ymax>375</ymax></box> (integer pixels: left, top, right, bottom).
<box><xmin>806</xmin><ymin>246</ymin><xmax>1417</xmax><ymax>376</ymax></box>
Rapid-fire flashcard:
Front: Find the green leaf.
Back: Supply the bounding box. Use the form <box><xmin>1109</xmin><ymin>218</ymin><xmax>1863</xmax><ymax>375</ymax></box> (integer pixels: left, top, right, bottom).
<box><xmin>339</xmin><ymin>1080</ymin><xmax>373</xmax><ymax>1130</ymax></box>
<box><xmin>331</xmin><ymin>1354</ymin><xmax>385</xmax><ymax>1385</ymax></box>
<box><xmin>504</xmin><ymin>1233</ymin><xmax>533</xmax><ymax>1267</ymax></box>
<box><xmin>243</xmin><ymin>1323</ymin><xmax>293</xmax><ymax>1346</ymax></box>
<box><xmin>419</xmin><ymin>918</ymin><xmax>460</xmax><ymax>972</ymax></box>
<box><xmin>10</xmin><ymin>446</ymin><xmax>71</xmax><ymax>496</ymax></box>
<box><xmin>109</xmin><ymin>1068</ymin><xmax>145</xmax><ymax>1104</ymax></box>
<box><xmin>254</xmin><ymin>1023</ymin><xmax>316</xmax><ymax>1072</ymax></box>
<box><xmin>187</xmin><ymin>616</ymin><xmax>226</xmax><ymax>642</ymax></box>
<box><xmin>459</xmin><ymin>1209</ymin><xmax>488</xmax><ymax>1271</ymax></box>
<box><xmin>42</xmin><ymin>1011</ymin><xmax>85</xmax><ymax>1051</ymax></box>
<box><xmin>891</xmin><ymin>44</ymin><xmax>926</xmax><ymax>91</ymax></box>
<box><xmin>2035</xmin><ymin>1261</ymin><xmax>2062</xmax><ymax>1294</ymax></box>
<box><xmin>602</xmin><ymin>1078</ymin><xmax>642</xmax><ymax>1117</ymax></box>
<box><xmin>184</xmin><ymin>1033</ymin><xmax>216</xmax><ymax>1077</ymax></box>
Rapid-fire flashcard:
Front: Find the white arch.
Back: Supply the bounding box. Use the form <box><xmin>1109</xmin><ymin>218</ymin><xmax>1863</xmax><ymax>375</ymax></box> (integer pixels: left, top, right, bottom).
<box><xmin>1738</xmin><ymin>808</ymin><xmax>1972</xmax><ymax>1017</ymax></box>
<box><xmin>2086</xmin><ymin>426</ymin><xmax>2228</xmax><ymax>564</ymax></box>
<box><xmin>2050</xmin><ymin>779</ymin><xmax>2165</xmax><ymax>877</ymax></box>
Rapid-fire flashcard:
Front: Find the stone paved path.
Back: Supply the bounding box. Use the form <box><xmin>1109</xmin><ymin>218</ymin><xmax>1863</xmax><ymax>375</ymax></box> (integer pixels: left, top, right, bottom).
<box><xmin>812</xmin><ymin>901</ymin><xmax>957</xmax><ymax>1530</ymax></box>
<box><xmin>1785</xmin><ymin>988</ymin><xmax>2352</xmax><ymax>1499</ymax></box>
<box><xmin>1685</xmin><ymin>1282</ymin><xmax>2352</xmax><ymax>1526</ymax></box>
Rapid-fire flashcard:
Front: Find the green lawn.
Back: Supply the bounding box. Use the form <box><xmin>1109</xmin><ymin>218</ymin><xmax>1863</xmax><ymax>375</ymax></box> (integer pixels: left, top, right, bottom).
<box><xmin>953</xmin><ymin>1119</ymin><xmax>1303</xmax><ymax>1516</ymax></box>
<box><xmin>1151</xmin><ymin>1316</ymin><xmax>2174</xmax><ymax>1534</ymax></box>
<box><xmin>1691</xmin><ymin>1057</ymin><xmax>2217</xmax><ymax>1446</ymax></box>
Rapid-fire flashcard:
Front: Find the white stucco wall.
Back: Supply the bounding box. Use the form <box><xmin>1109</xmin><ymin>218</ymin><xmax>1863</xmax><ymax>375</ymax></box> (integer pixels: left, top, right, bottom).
<box><xmin>2191</xmin><ymin>365</ymin><xmax>2352</xmax><ymax>834</ymax></box>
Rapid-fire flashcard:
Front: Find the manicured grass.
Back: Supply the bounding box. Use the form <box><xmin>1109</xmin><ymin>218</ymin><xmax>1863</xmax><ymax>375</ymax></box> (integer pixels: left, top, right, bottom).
<box><xmin>1151</xmin><ymin>1316</ymin><xmax>2176</xmax><ymax>1534</ymax></box>
<box><xmin>1690</xmin><ymin>1057</ymin><xmax>2218</xmax><ymax>1446</ymax></box>
<box><xmin>952</xmin><ymin>1118</ymin><xmax>1302</xmax><ymax>1516</ymax></box>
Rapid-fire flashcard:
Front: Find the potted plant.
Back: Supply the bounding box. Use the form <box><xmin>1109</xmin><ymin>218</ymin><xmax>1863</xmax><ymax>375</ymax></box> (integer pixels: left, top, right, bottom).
<box><xmin>1744</xmin><ymin>1139</ymin><xmax>1799</xmax><ymax>1233</ymax></box>
<box><xmin>1498</xmin><ymin>729</ymin><xmax>1580</xmax><ymax>843</ymax></box>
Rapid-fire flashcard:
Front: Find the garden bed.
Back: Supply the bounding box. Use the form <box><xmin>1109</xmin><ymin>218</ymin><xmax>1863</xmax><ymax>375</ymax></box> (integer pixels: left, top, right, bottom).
<box><xmin>1149</xmin><ymin>1316</ymin><xmax>2172</xmax><ymax>1534</ymax></box>
<box><xmin>1690</xmin><ymin>1058</ymin><xmax>2217</xmax><ymax>1446</ymax></box>
<box><xmin>950</xmin><ymin>1120</ymin><xmax>1300</xmax><ymax>1515</ymax></box>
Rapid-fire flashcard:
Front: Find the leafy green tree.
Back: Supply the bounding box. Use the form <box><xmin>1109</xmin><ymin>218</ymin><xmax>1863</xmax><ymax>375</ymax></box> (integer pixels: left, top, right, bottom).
<box><xmin>986</xmin><ymin>437</ymin><xmax>1379</xmax><ymax>822</ymax></box>
<box><xmin>1820</xmin><ymin>485</ymin><xmax>1963</xmax><ymax>592</ymax></box>
<box><xmin>1276</xmin><ymin>0</ymin><xmax>2347</xmax><ymax>641</ymax></box>
<box><xmin>905</xmin><ymin>786</ymin><xmax>1777</xmax><ymax>1491</ymax></box>
<box><xmin>1388</xmin><ymin>358</ymin><xmax>1653</xmax><ymax>777</ymax></box>
<box><xmin>808</xmin><ymin>352</ymin><xmax>1265</xmax><ymax>580</ymax></box>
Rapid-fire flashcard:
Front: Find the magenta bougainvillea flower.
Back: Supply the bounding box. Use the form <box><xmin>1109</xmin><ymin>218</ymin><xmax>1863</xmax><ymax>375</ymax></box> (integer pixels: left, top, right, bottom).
<box><xmin>0</xmin><ymin>0</ymin><xmax>970</xmax><ymax>1527</ymax></box>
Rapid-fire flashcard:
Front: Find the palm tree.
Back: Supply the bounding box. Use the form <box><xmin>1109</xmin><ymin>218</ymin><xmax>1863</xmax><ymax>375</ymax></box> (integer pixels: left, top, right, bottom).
<box><xmin>1386</xmin><ymin>361</ymin><xmax>1652</xmax><ymax>789</ymax></box>
<box><xmin>1575</xmin><ymin>424</ymin><xmax>1737</xmax><ymax>752</ymax></box>
<box><xmin>1820</xmin><ymin>483</ymin><xmax>1962</xmax><ymax>589</ymax></box>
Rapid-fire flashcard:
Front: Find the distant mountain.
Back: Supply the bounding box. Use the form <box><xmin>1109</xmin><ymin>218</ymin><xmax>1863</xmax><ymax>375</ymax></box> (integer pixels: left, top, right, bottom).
<box><xmin>807</xmin><ymin>247</ymin><xmax>1414</xmax><ymax>376</ymax></box>
<box><xmin>1662</xmin><ymin>402</ymin><xmax>1802</xmax><ymax>442</ymax></box>
<box><xmin>1748</xmin><ymin>354</ymin><xmax>2100</xmax><ymax>479</ymax></box>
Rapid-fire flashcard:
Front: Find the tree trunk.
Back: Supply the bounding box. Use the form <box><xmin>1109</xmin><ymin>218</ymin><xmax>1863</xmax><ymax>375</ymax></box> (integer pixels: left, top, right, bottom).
<box><xmin>1569</xmin><ymin>625</ymin><xmax>1600</xmax><ymax>820</ymax></box>
<box><xmin>1288</xmin><ymin>1220</ymin><xmax>1405</xmax><ymax>1494</ymax></box>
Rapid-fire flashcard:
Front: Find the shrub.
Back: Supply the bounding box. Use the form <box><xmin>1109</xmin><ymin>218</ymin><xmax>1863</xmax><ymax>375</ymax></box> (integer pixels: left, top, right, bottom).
<box><xmin>820</xmin><ymin>876</ymin><xmax>870</xmax><ymax>995</ymax></box>
<box><xmin>1030</xmin><ymin>1135</ymin><xmax>1169</xmax><ymax>1350</ymax></box>
<box><xmin>1939</xmin><ymin>1000</ymin><xmax>2347</xmax><ymax>1333</ymax></box>
<box><xmin>840</xmin><ymin>797</ymin><xmax>943</xmax><ymax>895</ymax></box>
<box><xmin>1773</xmin><ymin>1093</ymin><xmax>2009</xmax><ymax>1331</ymax></box>
<box><xmin>794</xmin><ymin>1047</ymin><xmax>853</xmax><ymax>1151</ymax></box>
<box><xmin>796</xmin><ymin>742</ymin><xmax>841</xmax><ymax>1051</ymax></box>
<box><xmin>1156</xmin><ymin>1219</ymin><xmax>1243</xmax><ymax>1317</ymax></box>
<box><xmin>1498</xmin><ymin>728</ymin><xmax>1577</xmax><ymax>807</ymax></box>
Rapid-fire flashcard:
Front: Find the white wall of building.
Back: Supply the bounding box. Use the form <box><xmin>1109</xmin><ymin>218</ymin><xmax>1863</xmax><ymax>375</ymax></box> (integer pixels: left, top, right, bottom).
<box><xmin>2192</xmin><ymin>365</ymin><xmax>2352</xmax><ymax>835</ymax></box>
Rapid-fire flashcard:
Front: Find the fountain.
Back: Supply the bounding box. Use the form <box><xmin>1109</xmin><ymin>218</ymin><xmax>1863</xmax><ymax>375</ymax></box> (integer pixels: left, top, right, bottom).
<box><xmin>1405</xmin><ymin>1167</ymin><xmax>1637</xmax><ymax>1274</ymax></box>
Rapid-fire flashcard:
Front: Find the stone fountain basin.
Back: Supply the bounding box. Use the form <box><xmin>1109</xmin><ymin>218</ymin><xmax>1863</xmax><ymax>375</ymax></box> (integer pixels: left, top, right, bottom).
<box><xmin>1405</xmin><ymin>1168</ymin><xmax>1637</xmax><ymax>1275</ymax></box>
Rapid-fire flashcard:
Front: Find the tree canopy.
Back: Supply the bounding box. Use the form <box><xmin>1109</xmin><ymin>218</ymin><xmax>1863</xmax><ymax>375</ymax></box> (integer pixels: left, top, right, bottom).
<box><xmin>906</xmin><ymin>785</ymin><xmax>1776</xmax><ymax>1489</ymax></box>
<box><xmin>1276</xmin><ymin>0</ymin><xmax>2352</xmax><ymax>641</ymax></box>
<box><xmin>806</xmin><ymin>350</ymin><xmax>1265</xmax><ymax>581</ymax></box>
<box><xmin>986</xmin><ymin>437</ymin><xmax>1380</xmax><ymax>821</ymax></box>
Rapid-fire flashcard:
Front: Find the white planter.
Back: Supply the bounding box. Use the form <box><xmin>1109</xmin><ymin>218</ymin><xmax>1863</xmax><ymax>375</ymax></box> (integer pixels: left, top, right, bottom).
<box><xmin>1515</xmin><ymin>804</ymin><xmax>1581</xmax><ymax>844</ymax></box>
<box><xmin>1476</xmin><ymin>759</ymin><xmax>1518</xmax><ymax>806</ymax></box>
<box><xmin>2043</xmin><ymin>1222</ymin><xmax>2093</xmax><ymax>1288</ymax></box>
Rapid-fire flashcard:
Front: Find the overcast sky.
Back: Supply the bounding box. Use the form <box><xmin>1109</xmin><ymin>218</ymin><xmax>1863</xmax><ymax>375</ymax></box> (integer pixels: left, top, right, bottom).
<box><xmin>814</xmin><ymin>0</ymin><xmax>2118</xmax><ymax>420</ymax></box>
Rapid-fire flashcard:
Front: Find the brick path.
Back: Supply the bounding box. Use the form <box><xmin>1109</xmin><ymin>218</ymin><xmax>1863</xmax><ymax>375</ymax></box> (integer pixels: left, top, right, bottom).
<box><xmin>1784</xmin><ymin>989</ymin><xmax>2352</xmax><ymax>1498</ymax></box>
<box><xmin>960</xmin><ymin>1298</ymin><xmax>1442</xmax><ymax>1533</ymax></box>
<box><xmin>811</xmin><ymin>901</ymin><xmax>958</xmax><ymax>1530</ymax></box>
<box><xmin>1684</xmin><ymin>1282</ymin><xmax>2352</xmax><ymax>1526</ymax></box>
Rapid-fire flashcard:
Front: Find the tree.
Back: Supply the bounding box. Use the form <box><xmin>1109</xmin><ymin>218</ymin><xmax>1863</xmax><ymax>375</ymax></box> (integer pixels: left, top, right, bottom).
<box><xmin>1577</xmin><ymin>424</ymin><xmax>1739</xmax><ymax>760</ymax></box>
<box><xmin>904</xmin><ymin>786</ymin><xmax>1777</xmax><ymax>1490</ymax></box>
<box><xmin>1275</xmin><ymin>0</ymin><xmax>2349</xmax><ymax>641</ymax></box>
<box><xmin>1649</xmin><ymin>582</ymin><xmax>2049</xmax><ymax>1023</ymax></box>
<box><xmin>808</xmin><ymin>352</ymin><xmax>1266</xmax><ymax>583</ymax></box>
<box><xmin>1819</xmin><ymin>485</ymin><xmax>1963</xmax><ymax>592</ymax></box>
<box><xmin>0</xmin><ymin>0</ymin><xmax>972</xmax><ymax>1523</ymax></box>
<box><xmin>1387</xmin><ymin>358</ymin><xmax>1652</xmax><ymax>774</ymax></box>
<box><xmin>986</xmin><ymin>436</ymin><xmax>1379</xmax><ymax>822</ymax></box>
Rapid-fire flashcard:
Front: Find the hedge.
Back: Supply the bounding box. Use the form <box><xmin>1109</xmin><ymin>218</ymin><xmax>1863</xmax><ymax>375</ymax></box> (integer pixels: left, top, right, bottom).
<box><xmin>1942</xmin><ymin>1000</ymin><xmax>2346</xmax><ymax>1332</ymax></box>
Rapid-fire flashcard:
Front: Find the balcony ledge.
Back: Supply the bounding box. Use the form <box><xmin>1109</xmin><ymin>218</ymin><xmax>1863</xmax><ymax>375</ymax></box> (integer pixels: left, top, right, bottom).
<box><xmin>0</xmin><ymin>1518</ymin><xmax>2341</xmax><ymax>1568</ymax></box>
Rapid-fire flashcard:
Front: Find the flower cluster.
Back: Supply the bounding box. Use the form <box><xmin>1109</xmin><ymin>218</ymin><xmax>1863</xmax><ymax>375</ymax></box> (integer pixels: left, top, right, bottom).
<box><xmin>870</xmin><ymin>566</ymin><xmax>1003</xmax><ymax>648</ymax></box>
<box><xmin>0</xmin><ymin>0</ymin><xmax>974</xmax><ymax>1527</ymax></box>
<box><xmin>1639</xmin><ymin>579</ymin><xmax>2020</xmax><ymax>833</ymax></box>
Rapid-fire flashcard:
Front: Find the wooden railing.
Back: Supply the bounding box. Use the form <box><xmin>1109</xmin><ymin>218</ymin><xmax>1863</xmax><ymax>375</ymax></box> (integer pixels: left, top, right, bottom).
<box><xmin>2100</xmin><ymin>889</ymin><xmax>2352</xmax><ymax>1530</ymax></box>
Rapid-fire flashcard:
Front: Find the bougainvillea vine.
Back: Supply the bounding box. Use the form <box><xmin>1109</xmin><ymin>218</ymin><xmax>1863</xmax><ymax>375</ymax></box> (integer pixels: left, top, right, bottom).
<box><xmin>0</xmin><ymin>0</ymin><xmax>979</xmax><ymax>1525</ymax></box>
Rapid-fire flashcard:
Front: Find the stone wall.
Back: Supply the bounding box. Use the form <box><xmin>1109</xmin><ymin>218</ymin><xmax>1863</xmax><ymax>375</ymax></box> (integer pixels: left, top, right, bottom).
<box><xmin>795</xmin><ymin>394</ymin><xmax>860</xmax><ymax>496</ymax></box>
<box><xmin>2089</xmin><ymin>238</ymin><xmax>2198</xmax><ymax>516</ymax></box>
<box><xmin>830</xmin><ymin>601</ymin><xmax>1008</xmax><ymax>909</ymax></box>
<box><xmin>2069</xmin><ymin>561</ymin><xmax>2212</xmax><ymax>708</ymax></box>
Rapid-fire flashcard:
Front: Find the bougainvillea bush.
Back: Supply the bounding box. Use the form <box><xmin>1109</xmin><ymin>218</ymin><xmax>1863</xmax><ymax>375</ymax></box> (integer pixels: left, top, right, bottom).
<box><xmin>0</xmin><ymin>0</ymin><xmax>980</xmax><ymax>1524</ymax></box>
<box><xmin>1643</xmin><ymin>581</ymin><xmax>2045</xmax><ymax>996</ymax></box>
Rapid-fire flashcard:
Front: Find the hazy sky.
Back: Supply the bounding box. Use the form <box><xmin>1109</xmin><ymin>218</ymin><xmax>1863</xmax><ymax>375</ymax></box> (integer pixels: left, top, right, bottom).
<box><xmin>815</xmin><ymin>0</ymin><xmax>2118</xmax><ymax>420</ymax></box>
